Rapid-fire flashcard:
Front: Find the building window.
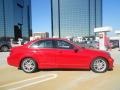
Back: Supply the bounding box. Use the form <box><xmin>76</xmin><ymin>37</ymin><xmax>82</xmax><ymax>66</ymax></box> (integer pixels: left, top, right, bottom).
<box><xmin>17</xmin><ymin>0</ymin><xmax>24</xmax><ymax>8</ymax></box>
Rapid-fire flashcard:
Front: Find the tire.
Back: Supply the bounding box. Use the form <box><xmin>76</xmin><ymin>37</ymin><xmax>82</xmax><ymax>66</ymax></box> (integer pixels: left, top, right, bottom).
<box><xmin>89</xmin><ymin>46</ymin><xmax>94</xmax><ymax>49</ymax></box>
<box><xmin>21</xmin><ymin>58</ymin><xmax>37</xmax><ymax>73</ymax></box>
<box><xmin>1</xmin><ymin>46</ymin><xmax>9</xmax><ymax>52</ymax></box>
<box><xmin>91</xmin><ymin>58</ymin><xmax>108</xmax><ymax>73</ymax></box>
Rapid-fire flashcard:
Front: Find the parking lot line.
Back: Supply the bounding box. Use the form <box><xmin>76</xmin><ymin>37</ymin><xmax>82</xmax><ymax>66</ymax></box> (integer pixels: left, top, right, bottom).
<box><xmin>0</xmin><ymin>74</ymin><xmax>57</xmax><ymax>90</ymax></box>
<box><xmin>57</xmin><ymin>72</ymin><xmax>100</xmax><ymax>90</ymax></box>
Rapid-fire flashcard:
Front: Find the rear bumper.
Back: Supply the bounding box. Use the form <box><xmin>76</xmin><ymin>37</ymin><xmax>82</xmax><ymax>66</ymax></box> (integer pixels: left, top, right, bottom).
<box><xmin>7</xmin><ymin>55</ymin><xmax>19</xmax><ymax>67</ymax></box>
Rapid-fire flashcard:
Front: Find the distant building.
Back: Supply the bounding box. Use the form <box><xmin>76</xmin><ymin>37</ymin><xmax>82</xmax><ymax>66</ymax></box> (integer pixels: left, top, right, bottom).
<box><xmin>31</xmin><ymin>32</ymin><xmax>49</xmax><ymax>40</ymax></box>
<box><xmin>0</xmin><ymin>0</ymin><xmax>32</xmax><ymax>41</ymax></box>
<box><xmin>51</xmin><ymin>0</ymin><xmax>102</xmax><ymax>38</ymax></box>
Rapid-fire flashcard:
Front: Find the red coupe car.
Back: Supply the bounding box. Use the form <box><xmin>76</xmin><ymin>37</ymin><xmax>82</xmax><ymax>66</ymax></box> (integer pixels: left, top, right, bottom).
<box><xmin>7</xmin><ymin>38</ymin><xmax>114</xmax><ymax>73</ymax></box>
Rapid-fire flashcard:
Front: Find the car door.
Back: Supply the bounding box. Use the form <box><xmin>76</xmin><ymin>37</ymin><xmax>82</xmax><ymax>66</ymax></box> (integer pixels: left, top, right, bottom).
<box><xmin>54</xmin><ymin>40</ymin><xmax>86</xmax><ymax>68</ymax></box>
<box><xmin>30</xmin><ymin>40</ymin><xmax>57</xmax><ymax>68</ymax></box>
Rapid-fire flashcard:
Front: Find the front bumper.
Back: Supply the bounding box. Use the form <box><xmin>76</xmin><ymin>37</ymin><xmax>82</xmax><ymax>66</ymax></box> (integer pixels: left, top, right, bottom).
<box><xmin>108</xmin><ymin>57</ymin><xmax>114</xmax><ymax>70</ymax></box>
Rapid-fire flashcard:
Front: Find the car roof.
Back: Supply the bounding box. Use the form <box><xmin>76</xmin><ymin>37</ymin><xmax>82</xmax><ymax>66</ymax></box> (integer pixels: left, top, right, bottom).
<box><xmin>32</xmin><ymin>38</ymin><xmax>69</xmax><ymax>42</ymax></box>
<box><xmin>41</xmin><ymin>38</ymin><xmax>68</xmax><ymax>40</ymax></box>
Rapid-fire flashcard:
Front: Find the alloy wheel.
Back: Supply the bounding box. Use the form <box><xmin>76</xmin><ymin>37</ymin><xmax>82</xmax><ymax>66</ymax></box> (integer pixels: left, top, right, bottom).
<box><xmin>91</xmin><ymin>58</ymin><xmax>108</xmax><ymax>73</ymax></box>
<box><xmin>21</xmin><ymin>58</ymin><xmax>37</xmax><ymax>73</ymax></box>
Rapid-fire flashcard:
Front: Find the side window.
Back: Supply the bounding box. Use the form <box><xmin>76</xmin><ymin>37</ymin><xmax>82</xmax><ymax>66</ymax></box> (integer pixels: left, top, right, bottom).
<box><xmin>31</xmin><ymin>40</ymin><xmax>53</xmax><ymax>48</ymax></box>
<box><xmin>56</xmin><ymin>40</ymin><xmax>73</xmax><ymax>49</ymax></box>
<box><xmin>44</xmin><ymin>40</ymin><xmax>53</xmax><ymax>48</ymax></box>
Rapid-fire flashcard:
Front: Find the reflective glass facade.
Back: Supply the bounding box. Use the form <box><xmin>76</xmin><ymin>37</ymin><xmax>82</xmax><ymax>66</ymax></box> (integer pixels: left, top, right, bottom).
<box><xmin>0</xmin><ymin>0</ymin><xmax>32</xmax><ymax>41</ymax></box>
<box><xmin>51</xmin><ymin>0</ymin><xmax>102</xmax><ymax>38</ymax></box>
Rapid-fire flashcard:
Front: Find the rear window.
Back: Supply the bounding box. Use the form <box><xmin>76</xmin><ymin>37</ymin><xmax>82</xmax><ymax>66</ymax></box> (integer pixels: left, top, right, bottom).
<box><xmin>30</xmin><ymin>40</ymin><xmax>53</xmax><ymax>48</ymax></box>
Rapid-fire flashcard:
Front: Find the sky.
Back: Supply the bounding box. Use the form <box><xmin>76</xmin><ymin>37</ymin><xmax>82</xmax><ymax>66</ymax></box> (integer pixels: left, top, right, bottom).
<box><xmin>103</xmin><ymin>0</ymin><xmax>120</xmax><ymax>36</ymax></box>
<box><xmin>31</xmin><ymin>0</ymin><xmax>51</xmax><ymax>34</ymax></box>
<box><xmin>32</xmin><ymin>0</ymin><xmax>120</xmax><ymax>37</ymax></box>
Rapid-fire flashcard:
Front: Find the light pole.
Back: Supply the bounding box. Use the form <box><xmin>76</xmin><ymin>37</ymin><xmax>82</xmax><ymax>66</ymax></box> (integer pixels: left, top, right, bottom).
<box><xmin>3</xmin><ymin>0</ymin><xmax>6</xmax><ymax>40</ymax></box>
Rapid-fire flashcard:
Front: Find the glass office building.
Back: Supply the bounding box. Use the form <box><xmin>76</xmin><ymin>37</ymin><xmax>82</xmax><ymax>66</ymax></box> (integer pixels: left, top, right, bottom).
<box><xmin>0</xmin><ymin>0</ymin><xmax>32</xmax><ymax>41</ymax></box>
<box><xmin>51</xmin><ymin>0</ymin><xmax>102</xmax><ymax>38</ymax></box>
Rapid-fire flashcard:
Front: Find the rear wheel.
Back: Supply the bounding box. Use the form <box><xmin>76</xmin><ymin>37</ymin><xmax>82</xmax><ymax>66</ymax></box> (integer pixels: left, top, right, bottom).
<box><xmin>91</xmin><ymin>58</ymin><xmax>108</xmax><ymax>73</ymax></box>
<box><xmin>1</xmin><ymin>46</ymin><xmax>9</xmax><ymax>52</ymax></box>
<box><xmin>21</xmin><ymin>58</ymin><xmax>37</xmax><ymax>73</ymax></box>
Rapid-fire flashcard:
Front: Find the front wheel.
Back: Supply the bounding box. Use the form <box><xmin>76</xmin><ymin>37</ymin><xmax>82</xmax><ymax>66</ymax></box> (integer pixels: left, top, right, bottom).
<box><xmin>21</xmin><ymin>58</ymin><xmax>38</xmax><ymax>73</ymax></box>
<box><xmin>91</xmin><ymin>58</ymin><xmax>108</xmax><ymax>73</ymax></box>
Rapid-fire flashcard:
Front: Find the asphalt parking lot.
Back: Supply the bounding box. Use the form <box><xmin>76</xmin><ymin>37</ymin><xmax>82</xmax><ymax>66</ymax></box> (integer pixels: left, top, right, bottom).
<box><xmin>0</xmin><ymin>49</ymin><xmax>120</xmax><ymax>90</ymax></box>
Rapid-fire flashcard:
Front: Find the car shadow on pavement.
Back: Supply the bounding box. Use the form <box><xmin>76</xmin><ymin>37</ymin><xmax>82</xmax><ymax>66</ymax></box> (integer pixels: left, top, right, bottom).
<box><xmin>38</xmin><ymin>69</ymin><xmax>90</xmax><ymax>72</ymax></box>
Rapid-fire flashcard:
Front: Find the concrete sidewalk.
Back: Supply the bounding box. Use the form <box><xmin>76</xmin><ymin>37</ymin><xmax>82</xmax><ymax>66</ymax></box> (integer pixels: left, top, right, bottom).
<box><xmin>109</xmin><ymin>48</ymin><xmax>120</xmax><ymax>65</ymax></box>
<box><xmin>0</xmin><ymin>52</ymin><xmax>9</xmax><ymax>66</ymax></box>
